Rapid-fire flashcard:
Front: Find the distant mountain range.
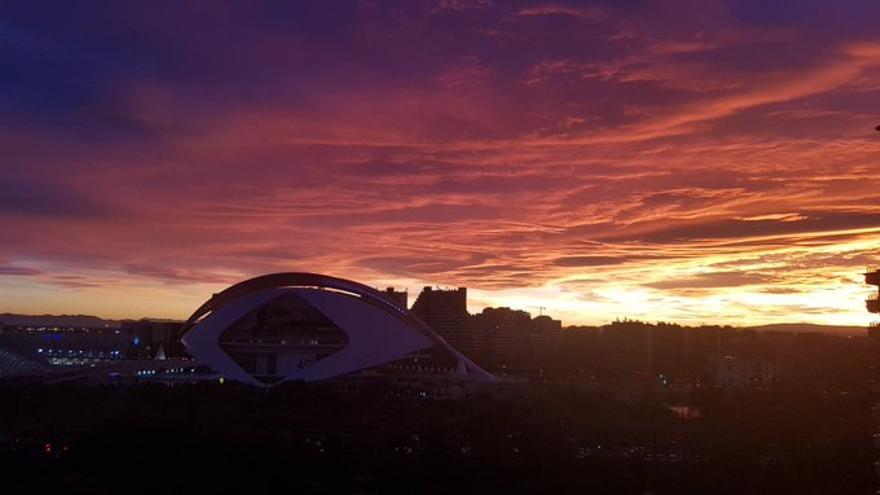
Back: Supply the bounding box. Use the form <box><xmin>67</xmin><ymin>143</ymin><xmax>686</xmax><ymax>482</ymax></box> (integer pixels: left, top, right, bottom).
<box><xmin>564</xmin><ymin>322</ymin><xmax>869</xmax><ymax>336</ymax></box>
<box><xmin>0</xmin><ymin>313</ymin><xmax>119</xmax><ymax>328</ymax></box>
<box><xmin>744</xmin><ymin>323</ymin><xmax>867</xmax><ymax>337</ymax></box>
<box><xmin>0</xmin><ymin>313</ymin><xmax>183</xmax><ymax>328</ymax></box>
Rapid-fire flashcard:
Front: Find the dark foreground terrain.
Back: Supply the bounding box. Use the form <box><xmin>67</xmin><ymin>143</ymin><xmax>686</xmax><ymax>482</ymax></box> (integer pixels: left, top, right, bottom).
<box><xmin>0</xmin><ymin>381</ymin><xmax>873</xmax><ymax>494</ymax></box>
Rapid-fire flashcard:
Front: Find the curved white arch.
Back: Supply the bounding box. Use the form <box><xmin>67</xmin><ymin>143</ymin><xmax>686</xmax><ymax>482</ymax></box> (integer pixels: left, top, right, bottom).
<box><xmin>180</xmin><ymin>273</ymin><xmax>495</xmax><ymax>385</ymax></box>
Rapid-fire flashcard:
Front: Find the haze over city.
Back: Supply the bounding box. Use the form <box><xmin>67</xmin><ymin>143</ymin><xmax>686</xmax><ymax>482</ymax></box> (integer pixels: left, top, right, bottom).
<box><xmin>3</xmin><ymin>1</ymin><xmax>880</xmax><ymax>326</ymax></box>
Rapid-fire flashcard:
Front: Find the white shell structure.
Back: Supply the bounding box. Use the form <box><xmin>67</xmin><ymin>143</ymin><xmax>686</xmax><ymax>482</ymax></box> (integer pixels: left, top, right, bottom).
<box><xmin>180</xmin><ymin>273</ymin><xmax>494</xmax><ymax>386</ymax></box>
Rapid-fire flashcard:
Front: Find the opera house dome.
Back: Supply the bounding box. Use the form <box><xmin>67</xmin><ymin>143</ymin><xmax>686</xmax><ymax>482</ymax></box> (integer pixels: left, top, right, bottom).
<box><xmin>180</xmin><ymin>273</ymin><xmax>493</xmax><ymax>386</ymax></box>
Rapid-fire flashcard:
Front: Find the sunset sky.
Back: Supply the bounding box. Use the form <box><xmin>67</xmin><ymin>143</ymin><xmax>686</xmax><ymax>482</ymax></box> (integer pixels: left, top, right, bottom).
<box><xmin>2</xmin><ymin>1</ymin><xmax>880</xmax><ymax>326</ymax></box>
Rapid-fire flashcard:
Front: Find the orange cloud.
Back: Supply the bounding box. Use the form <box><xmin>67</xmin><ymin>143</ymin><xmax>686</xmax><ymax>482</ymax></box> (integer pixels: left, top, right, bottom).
<box><xmin>2</xmin><ymin>2</ymin><xmax>880</xmax><ymax>326</ymax></box>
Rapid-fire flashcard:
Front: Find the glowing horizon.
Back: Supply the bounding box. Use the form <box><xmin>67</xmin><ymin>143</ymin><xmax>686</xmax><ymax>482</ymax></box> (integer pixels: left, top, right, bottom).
<box><xmin>2</xmin><ymin>1</ymin><xmax>880</xmax><ymax>327</ymax></box>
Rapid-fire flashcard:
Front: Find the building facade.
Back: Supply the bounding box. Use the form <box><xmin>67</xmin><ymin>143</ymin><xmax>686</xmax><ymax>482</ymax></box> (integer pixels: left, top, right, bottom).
<box><xmin>867</xmin><ymin>266</ymin><xmax>880</xmax><ymax>337</ymax></box>
<box><xmin>409</xmin><ymin>287</ymin><xmax>478</xmax><ymax>357</ymax></box>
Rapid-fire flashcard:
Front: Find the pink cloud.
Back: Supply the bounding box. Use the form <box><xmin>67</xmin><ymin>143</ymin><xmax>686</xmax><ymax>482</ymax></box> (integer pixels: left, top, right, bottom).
<box><xmin>2</xmin><ymin>2</ymin><xmax>880</xmax><ymax>325</ymax></box>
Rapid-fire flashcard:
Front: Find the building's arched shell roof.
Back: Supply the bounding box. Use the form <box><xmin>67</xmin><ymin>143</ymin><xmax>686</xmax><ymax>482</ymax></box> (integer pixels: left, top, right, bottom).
<box><xmin>180</xmin><ymin>273</ymin><xmax>495</xmax><ymax>385</ymax></box>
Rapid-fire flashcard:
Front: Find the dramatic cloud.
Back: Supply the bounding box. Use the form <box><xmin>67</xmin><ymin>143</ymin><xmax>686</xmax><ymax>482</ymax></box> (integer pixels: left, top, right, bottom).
<box><xmin>0</xmin><ymin>0</ymin><xmax>879</xmax><ymax>325</ymax></box>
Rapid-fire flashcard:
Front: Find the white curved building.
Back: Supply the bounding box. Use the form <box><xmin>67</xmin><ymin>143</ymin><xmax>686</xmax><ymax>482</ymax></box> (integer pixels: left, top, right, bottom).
<box><xmin>180</xmin><ymin>273</ymin><xmax>494</xmax><ymax>386</ymax></box>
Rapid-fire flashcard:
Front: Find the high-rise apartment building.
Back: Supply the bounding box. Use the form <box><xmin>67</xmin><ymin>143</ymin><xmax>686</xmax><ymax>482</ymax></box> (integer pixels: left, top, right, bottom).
<box><xmin>410</xmin><ymin>287</ymin><xmax>478</xmax><ymax>357</ymax></box>
<box><xmin>867</xmin><ymin>266</ymin><xmax>880</xmax><ymax>337</ymax></box>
